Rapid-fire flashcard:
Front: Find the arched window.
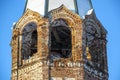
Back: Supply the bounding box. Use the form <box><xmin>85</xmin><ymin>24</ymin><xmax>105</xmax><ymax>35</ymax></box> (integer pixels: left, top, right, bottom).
<box><xmin>50</xmin><ymin>19</ymin><xmax>72</xmax><ymax>61</ymax></box>
<box><xmin>85</xmin><ymin>22</ymin><xmax>105</xmax><ymax>72</ymax></box>
<box><xmin>21</xmin><ymin>22</ymin><xmax>37</xmax><ymax>59</ymax></box>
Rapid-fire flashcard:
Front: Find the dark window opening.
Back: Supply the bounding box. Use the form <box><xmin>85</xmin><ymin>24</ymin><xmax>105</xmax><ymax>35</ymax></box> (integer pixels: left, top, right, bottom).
<box><xmin>30</xmin><ymin>30</ymin><xmax>37</xmax><ymax>56</ymax></box>
<box><xmin>21</xmin><ymin>22</ymin><xmax>37</xmax><ymax>60</ymax></box>
<box><xmin>50</xmin><ymin>21</ymin><xmax>72</xmax><ymax>60</ymax></box>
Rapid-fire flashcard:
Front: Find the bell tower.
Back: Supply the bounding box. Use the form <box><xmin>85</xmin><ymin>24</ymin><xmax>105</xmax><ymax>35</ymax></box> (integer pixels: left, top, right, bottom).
<box><xmin>11</xmin><ymin>0</ymin><xmax>108</xmax><ymax>80</ymax></box>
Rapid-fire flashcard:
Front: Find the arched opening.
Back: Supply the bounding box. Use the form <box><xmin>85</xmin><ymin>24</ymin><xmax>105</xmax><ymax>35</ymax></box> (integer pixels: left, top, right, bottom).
<box><xmin>21</xmin><ymin>22</ymin><xmax>37</xmax><ymax>59</ymax></box>
<box><xmin>84</xmin><ymin>22</ymin><xmax>105</xmax><ymax>72</ymax></box>
<box><xmin>50</xmin><ymin>19</ymin><xmax>72</xmax><ymax>61</ymax></box>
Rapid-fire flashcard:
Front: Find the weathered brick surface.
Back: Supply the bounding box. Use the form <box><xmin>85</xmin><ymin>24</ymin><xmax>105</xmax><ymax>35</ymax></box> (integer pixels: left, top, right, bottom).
<box><xmin>11</xmin><ymin>6</ymin><xmax>108</xmax><ymax>80</ymax></box>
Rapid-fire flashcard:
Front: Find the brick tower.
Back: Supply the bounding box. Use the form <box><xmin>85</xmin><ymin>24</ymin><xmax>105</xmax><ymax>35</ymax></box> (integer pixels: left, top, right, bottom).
<box><xmin>11</xmin><ymin>0</ymin><xmax>108</xmax><ymax>80</ymax></box>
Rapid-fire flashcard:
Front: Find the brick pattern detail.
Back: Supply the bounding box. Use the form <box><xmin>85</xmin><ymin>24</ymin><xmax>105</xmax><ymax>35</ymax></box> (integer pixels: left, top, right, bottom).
<box><xmin>11</xmin><ymin>5</ymin><xmax>108</xmax><ymax>80</ymax></box>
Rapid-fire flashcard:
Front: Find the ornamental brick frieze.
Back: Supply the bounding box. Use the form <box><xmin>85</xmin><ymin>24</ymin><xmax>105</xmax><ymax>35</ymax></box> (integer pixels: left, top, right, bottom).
<box><xmin>48</xmin><ymin>5</ymin><xmax>81</xmax><ymax>22</ymax></box>
<box><xmin>51</xmin><ymin>67</ymin><xmax>80</xmax><ymax>78</ymax></box>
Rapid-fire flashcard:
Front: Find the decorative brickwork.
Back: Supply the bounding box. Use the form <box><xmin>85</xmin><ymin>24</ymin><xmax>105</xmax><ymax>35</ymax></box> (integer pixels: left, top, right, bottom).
<box><xmin>11</xmin><ymin>5</ymin><xmax>108</xmax><ymax>80</ymax></box>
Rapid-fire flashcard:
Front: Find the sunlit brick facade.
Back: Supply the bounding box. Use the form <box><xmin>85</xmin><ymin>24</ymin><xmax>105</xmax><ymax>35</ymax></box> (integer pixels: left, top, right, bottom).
<box><xmin>11</xmin><ymin>0</ymin><xmax>108</xmax><ymax>80</ymax></box>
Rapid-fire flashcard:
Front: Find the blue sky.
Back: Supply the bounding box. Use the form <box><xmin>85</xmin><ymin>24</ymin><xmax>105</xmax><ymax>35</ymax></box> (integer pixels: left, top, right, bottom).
<box><xmin>0</xmin><ymin>0</ymin><xmax>120</xmax><ymax>80</ymax></box>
